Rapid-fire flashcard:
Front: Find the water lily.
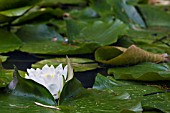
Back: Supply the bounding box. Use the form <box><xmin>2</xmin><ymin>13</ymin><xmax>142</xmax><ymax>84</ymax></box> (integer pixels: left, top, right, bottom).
<box><xmin>25</xmin><ymin>64</ymin><xmax>68</xmax><ymax>99</ymax></box>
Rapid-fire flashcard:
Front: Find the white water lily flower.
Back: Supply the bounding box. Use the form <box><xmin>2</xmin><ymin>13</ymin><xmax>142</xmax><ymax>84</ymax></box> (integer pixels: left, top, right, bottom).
<box><xmin>25</xmin><ymin>64</ymin><xmax>68</xmax><ymax>99</ymax></box>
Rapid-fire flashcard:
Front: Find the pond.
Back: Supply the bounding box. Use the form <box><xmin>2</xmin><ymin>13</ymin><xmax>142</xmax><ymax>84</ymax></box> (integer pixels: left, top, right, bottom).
<box><xmin>0</xmin><ymin>0</ymin><xmax>170</xmax><ymax>112</ymax></box>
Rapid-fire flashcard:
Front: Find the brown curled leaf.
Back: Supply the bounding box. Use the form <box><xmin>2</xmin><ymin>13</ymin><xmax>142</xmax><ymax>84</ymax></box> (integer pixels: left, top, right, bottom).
<box><xmin>95</xmin><ymin>45</ymin><xmax>169</xmax><ymax>66</ymax></box>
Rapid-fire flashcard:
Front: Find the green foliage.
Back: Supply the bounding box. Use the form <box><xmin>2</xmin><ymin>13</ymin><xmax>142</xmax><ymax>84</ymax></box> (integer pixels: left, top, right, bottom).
<box><xmin>0</xmin><ymin>6</ymin><xmax>31</xmax><ymax>17</ymax></box>
<box><xmin>0</xmin><ymin>0</ymin><xmax>41</xmax><ymax>11</ymax></box>
<box><xmin>12</xmin><ymin>7</ymin><xmax>64</xmax><ymax>25</ymax></box>
<box><xmin>108</xmin><ymin>62</ymin><xmax>170</xmax><ymax>81</ymax></box>
<box><xmin>0</xmin><ymin>55</ymin><xmax>8</xmax><ymax>62</ymax></box>
<box><xmin>93</xmin><ymin>73</ymin><xmax>119</xmax><ymax>90</ymax></box>
<box><xmin>138</xmin><ymin>5</ymin><xmax>170</xmax><ymax>27</ymax></box>
<box><xmin>66</xmin><ymin>19</ymin><xmax>128</xmax><ymax>46</ymax></box>
<box><xmin>0</xmin><ymin>0</ymin><xmax>170</xmax><ymax>112</ymax></box>
<box><xmin>107</xmin><ymin>0</ymin><xmax>145</xmax><ymax>27</ymax></box>
<box><xmin>0</xmin><ymin>29</ymin><xmax>22</xmax><ymax>53</ymax></box>
<box><xmin>94</xmin><ymin>74</ymin><xmax>170</xmax><ymax>112</ymax></box>
<box><xmin>59</xmin><ymin>77</ymin><xmax>85</xmax><ymax>105</ymax></box>
<box><xmin>0</xmin><ymin>67</ymin><xmax>13</xmax><ymax>88</ymax></box>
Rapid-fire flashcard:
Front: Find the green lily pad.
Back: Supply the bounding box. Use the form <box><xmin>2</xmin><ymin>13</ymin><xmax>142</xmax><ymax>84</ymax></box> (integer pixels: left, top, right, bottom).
<box><xmin>0</xmin><ymin>14</ymin><xmax>15</xmax><ymax>24</ymax></box>
<box><xmin>59</xmin><ymin>77</ymin><xmax>85</xmax><ymax>105</ymax></box>
<box><xmin>0</xmin><ymin>55</ymin><xmax>8</xmax><ymax>62</ymax></box>
<box><xmin>62</xmin><ymin>89</ymin><xmax>143</xmax><ymax>113</ymax></box>
<box><xmin>1</xmin><ymin>73</ymin><xmax>169</xmax><ymax>112</ymax></box>
<box><xmin>68</xmin><ymin>7</ymin><xmax>99</xmax><ymax>20</ymax></box>
<box><xmin>16</xmin><ymin>24</ymin><xmax>100</xmax><ymax>54</ymax></box>
<box><xmin>0</xmin><ymin>69</ymin><xmax>13</xmax><ymax>88</ymax></box>
<box><xmin>0</xmin><ymin>0</ymin><xmax>41</xmax><ymax>11</ymax></box>
<box><xmin>107</xmin><ymin>0</ymin><xmax>145</xmax><ymax>27</ymax></box>
<box><xmin>16</xmin><ymin>24</ymin><xmax>64</xmax><ymax>42</ymax></box>
<box><xmin>95</xmin><ymin>45</ymin><xmax>168</xmax><ymax>66</ymax></box>
<box><xmin>61</xmin><ymin>74</ymin><xmax>144</xmax><ymax>112</ymax></box>
<box><xmin>0</xmin><ymin>6</ymin><xmax>31</xmax><ymax>17</ymax></box>
<box><xmin>136</xmin><ymin>42</ymin><xmax>170</xmax><ymax>55</ymax></box>
<box><xmin>0</xmin><ymin>6</ymin><xmax>31</xmax><ymax>24</ymax></box>
<box><xmin>66</xmin><ymin>19</ymin><xmax>128</xmax><ymax>46</ymax></box>
<box><xmin>0</xmin><ymin>29</ymin><xmax>22</xmax><ymax>53</ymax></box>
<box><xmin>0</xmin><ymin>1</ymin><xmax>41</xmax><ymax>24</ymax></box>
<box><xmin>93</xmin><ymin>73</ymin><xmax>119</xmax><ymax>90</ymax></box>
<box><xmin>138</xmin><ymin>5</ymin><xmax>170</xmax><ymax>27</ymax></box>
<box><xmin>108</xmin><ymin>62</ymin><xmax>170</xmax><ymax>81</ymax></box>
<box><xmin>121</xmin><ymin>0</ymin><xmax>146</xmax><ymax>27</ymax></box>
<box><xmin>32</xmin><ymin>57</ymin><xmax>98</xmax><ymax>72</ymax></box>
<box><xmin>93</xmin><ymin>74</ymin><xmax>170</xmax><ymax>112</ymax></box>
<box><xmin>20</xmin><ymin>41</ymin><xmax>100</xmax><ymax>55</ymax></box>
<box><xmin>0</xmin><ymin>89</ymin><xmax>142</xmax><ymax>113</ymax></box>
<box><xmin>12</xmin><ymin>7</ymin><xmax>64</xmax><ymax>25</ymax></box>
<box><xmin>126</xmin><ymin>28</ymin><xmax>170</xmax><ymax>54</ymax></box>
<box><xmin>0</xmin><ymin>93</ymin><xmax>61</xmax><ymax>113</ymax></box>
<box><xmin>90</xmin><ymin>0</ymin><xmax>112</xmax><ymax>17</ymax></box>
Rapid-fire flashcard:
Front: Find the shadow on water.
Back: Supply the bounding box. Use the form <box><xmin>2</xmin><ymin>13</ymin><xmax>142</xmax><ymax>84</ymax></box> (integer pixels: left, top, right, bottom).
<box><xmin>2</xmin><ymin>51</ymin><xmax>43</xmax><ymax>71</ymax></box>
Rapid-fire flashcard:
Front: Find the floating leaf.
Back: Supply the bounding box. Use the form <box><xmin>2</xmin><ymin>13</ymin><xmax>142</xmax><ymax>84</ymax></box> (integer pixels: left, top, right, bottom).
<box><xmin>93</xmin><ymin>74</ymin><xmax>170</xmax><ymax>112</ymax></box>
<box><xmin>0</xmin><ymin>29</ymin><xmax>22</xmax><ymax>53</ymax></box>
<box><xmin>90</xmin><ymin>0</ymin><xmax>112</xmax><ymax>17</ymax></box>
<box><xmin>0</xmin><ymin>88</ymin><xmax>142</xmax><ymax>113</ymax></box>
<box><xmin>108</xmin><ymin>62</ymin><xmax>170</xmax><ymax>81</ymax></box>
<box><xmin>59</xmin><ymin>77</ymin><xmax>85</xmax><ymax>105</ymax></box>
<box><xmin>107</xmin><ymin>0</ymin><xmax>145</xmax><ymax>27</ymax></box>
<box><xmin>16</xmin><ymin>24</ymin><xmax>100</xmax><ymax>54</ymax></box>
<box><xmin>32</xmin><ymin>57</ymin><xmax>98</xmax><ymax>72</ymax></box>
<box><xmin>0</xmin><ymin>6</ymin><xmax>31</xmax><ymax>17</ymax></box>
<box><xmin>19</xmin><ymin>41</ymin><xmax>100</xmax><ymax>55</ymax></box>
<box><xmin>7</xmin><ymin>66</ymin><xmax>56</xmax><ymax>105</ymax></box>
<box><xmin>16</xmin><ymin>24</ymin><xmax>64</xmax><ymax>42</ymax></box>
<box><xmin>126</xmin><ymin>28</ymin><xmax>170</xmax><ymax>54</ymax></box>
<box><xmin>0</xmin><ymin>68</ymin><xmax>13</xmax><ymax>88</ymax></box>
<box><xmin>12</xmin><ymin>7</ymin><xmax>64</xmax><ymax>25</ymax></box>
<box><xmin>0</xmin><ymin>2</ymin><xmax>39</xmax><ymax>24</ymax></box>
<box><xmin>0</xmin><ymin>93</ymin><xmax>61</xmax><ymax>113</ymax></box>
<box><xmin>138</xmin><ymin>5</ymin><xmax>170</xmax><ymax>27</ymax></box>
<box><xmin>0</xmin><ymin>55</ymin><xmax>8</xmax><ymax>62</ymax></box>
<box><xmin>122</xmin><ymin>0</ymin><xmax>146</xmax><ymax>27</ymax></box>
<box><xmin>0</xmin><ymin>14</ymin><xmax>15</xmax><ymax>24</ymax></box>
<box><xmin>95</xmin><ymin>45</ymin><xmax>168</xmax><ymax>66</ymax></box>
<box><xmin>0</xmin><ymin>0</ymin><xmax>41</xmax><ymax>11</ymax></box>
<box><xmin>1</xmin><ymin>73</ymin><xmax>170</xmax><ymax>112</ymax></box>
<box><xmin>93</xmin><ymin>73</ymin><xmax>119</xmax><ymax>90</ymax></box>
<box><xmin>67</xmin><ymin>19</ymin><xmax>128</xmax><ymax>46</ymax></box>
<box><xmin>62</xmin><ymin>88</ymin><xmax>143</xmax><ymax>113</ymax></box>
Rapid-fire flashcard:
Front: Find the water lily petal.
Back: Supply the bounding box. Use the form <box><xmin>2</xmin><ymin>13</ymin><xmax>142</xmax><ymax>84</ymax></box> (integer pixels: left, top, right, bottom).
<box><xmin>48</xmin><ymin>84</ymin><xmax>60</xmax><ymax>99</ymax></box>
<box><xmin>27</xmin><ymin>68</ymin><xmax>36</xmax><ymax>76</ymax></box>
<box><xmin>25</xmin><ymin>63</ymin><xmax>69</xmax><ymax>99</ymax></box>
<box><xmin>41</xmin><ymin>64</ymin><xmax>51</xmax><ymax>75</ymax></box>
<box><xmin>49</xmin><ymin>65</ymin><xmax>55</xmax><ymax>76</ymax></box>
<box><xmin>55</xmin><ymin>64</ymin><xmax>64</xmax><ymax>76</ymax></box>
<box><xmin>63</xmin><ymin>65</ymin><xmax>68</xmax><ymax>80</ymax></box>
